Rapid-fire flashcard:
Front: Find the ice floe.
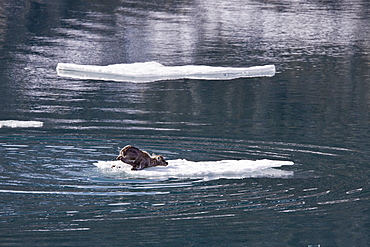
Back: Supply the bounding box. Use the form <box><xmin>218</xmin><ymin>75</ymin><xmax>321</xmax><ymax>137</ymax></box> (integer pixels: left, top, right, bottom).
<box><xmin>57</xmin><ymin>61</ymin><xmax>276</xmax><ymax>83</ymax></box>
<box><xmin>94</xmin><ymin>159</ymin><xmax>293</xmax><ymax>180</ymax></box>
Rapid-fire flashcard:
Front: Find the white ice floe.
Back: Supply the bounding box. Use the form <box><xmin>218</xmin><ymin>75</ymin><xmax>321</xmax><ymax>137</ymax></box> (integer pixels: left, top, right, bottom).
<box><xmin>94</xmin><ymin>159</ymin><xmax>293</xmax><ymax>180</ymax></box>
<box><xmin>0</xmin><ymin>120</ymin><xmax>43</xmax><ymax>128</ymax></box>
<box><xmin>57</xmin><ymin>61</ymin><xmax>276</xmax><ymax>83</ymax></box>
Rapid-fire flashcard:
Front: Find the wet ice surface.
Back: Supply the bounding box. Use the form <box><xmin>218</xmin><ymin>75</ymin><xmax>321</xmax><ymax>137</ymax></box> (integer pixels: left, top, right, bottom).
<box><xmin>57</xmin><ymin>62</ymin><xmax>276</xmax><ymax>82</ymax></box>
<box><xmin>95</xmin><ymin>159</ymin><xmax>294</xmax><ymax>180</ymax></box>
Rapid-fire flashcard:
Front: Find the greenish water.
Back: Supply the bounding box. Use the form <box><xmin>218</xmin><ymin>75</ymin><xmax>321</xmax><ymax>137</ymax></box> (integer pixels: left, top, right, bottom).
<box><xmin>0</xmin><ymin>0</ymin><xmax>369</xmax><ymax>246</ymax></box>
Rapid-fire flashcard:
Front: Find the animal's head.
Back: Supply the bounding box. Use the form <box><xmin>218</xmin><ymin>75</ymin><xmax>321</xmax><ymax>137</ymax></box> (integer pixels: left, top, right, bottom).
<box><xmin>154</xmin><ymin>155</ymin><xmax>168</xmax><ymax>166</ymax></box>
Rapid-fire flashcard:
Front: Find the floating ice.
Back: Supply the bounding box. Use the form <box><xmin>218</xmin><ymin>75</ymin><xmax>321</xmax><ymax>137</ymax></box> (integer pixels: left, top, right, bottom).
<box><xmin>94</xmin><ymin>159</ymin><xmax>293</xmax><ymax>180</ymax></box>
<box><xmin>57</xmin><ymin>61</ymin><xmax>276</xmax><ymax>83</ymax></box>
<box><xmin>0</xmin><ymin>120</ymin><xmax>43</xmax><ymax>128</ymax></box>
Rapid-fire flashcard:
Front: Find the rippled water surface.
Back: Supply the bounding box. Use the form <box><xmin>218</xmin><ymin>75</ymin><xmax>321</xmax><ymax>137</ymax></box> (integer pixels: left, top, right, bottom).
<box><xmin>0</xmin><ymin>0</ymin><xmax>370</xmax><ymax>246</ymax></box>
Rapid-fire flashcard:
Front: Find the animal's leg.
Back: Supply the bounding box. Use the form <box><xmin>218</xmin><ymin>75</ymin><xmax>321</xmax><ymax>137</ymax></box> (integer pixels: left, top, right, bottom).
<box><xmin>131</xmin><ymin>161</ymin><xmax>145</xmax><ymax>170</ymax></box>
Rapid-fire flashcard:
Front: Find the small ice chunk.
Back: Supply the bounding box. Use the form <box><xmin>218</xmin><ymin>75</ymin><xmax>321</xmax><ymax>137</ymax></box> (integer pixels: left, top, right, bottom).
<box><xmin>0</xmin><ymin>120</ymin><xmax>43</xmax><ymax>128</ymax></box>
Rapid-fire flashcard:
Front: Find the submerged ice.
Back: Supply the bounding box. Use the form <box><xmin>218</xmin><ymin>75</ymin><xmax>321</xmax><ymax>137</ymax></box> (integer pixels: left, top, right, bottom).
<box><xmin>57</xmin><ymin>61</ymin><xmax>276</xmax><ymax>83</ymax></box>
<box><xmin>94</xmin><ymin>159</ymin><xmax>294</xmax><ymax>180</ymax></box>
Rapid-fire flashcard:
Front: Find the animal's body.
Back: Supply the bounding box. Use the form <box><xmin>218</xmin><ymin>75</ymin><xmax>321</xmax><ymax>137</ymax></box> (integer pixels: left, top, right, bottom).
<box><xmin>115</xmin><ymin>145</ymin><xmax>168</xmax><ymax>170</ymax></box>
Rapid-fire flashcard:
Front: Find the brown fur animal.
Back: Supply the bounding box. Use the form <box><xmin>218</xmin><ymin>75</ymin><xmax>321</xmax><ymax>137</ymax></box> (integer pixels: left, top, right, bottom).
<box><xmin>115</xmin><ymin>145</ymin><xmax>168</xmax><ymax>170</ymax></box>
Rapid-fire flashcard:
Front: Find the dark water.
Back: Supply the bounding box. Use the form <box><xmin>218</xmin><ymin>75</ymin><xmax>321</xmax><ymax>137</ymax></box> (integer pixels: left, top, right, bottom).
<box><xmin>1</xmin><ymin>0</ymin><xmax>370</xmax><ymax>246</ymax></box>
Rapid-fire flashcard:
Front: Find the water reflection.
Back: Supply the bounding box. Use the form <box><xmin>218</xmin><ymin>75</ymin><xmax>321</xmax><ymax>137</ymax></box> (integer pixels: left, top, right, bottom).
<box><xmin>4</xmin><ymin>0</ymin><xmax>369</xmax><ymax>67</ymax></box>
